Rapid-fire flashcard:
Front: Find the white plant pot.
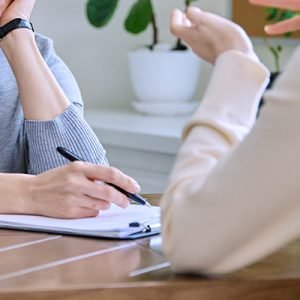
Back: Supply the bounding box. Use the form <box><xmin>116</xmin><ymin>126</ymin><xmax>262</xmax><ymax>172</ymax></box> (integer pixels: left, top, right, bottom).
<box><xmin>128</xmin><ymin>47</ymin><xmax>201</xmax><ymax>116</ymax></box>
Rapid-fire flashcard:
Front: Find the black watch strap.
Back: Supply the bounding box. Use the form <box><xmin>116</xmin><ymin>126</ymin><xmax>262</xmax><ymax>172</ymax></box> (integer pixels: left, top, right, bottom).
<box><xmin>0</xmin><ymin>18</ymin><xmax>34</xmax><ymax>40</ymax></box>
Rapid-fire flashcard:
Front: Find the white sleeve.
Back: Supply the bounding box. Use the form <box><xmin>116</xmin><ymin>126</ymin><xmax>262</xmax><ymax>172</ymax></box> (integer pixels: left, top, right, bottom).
<box><xmin>160</xmin><ymin>48</ymin><xmax>300</xmax><ymax>275</ymax></box>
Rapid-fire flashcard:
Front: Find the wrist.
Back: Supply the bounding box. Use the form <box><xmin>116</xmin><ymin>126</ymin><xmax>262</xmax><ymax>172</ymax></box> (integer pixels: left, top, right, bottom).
<box><xmin>19</xmin><ymin>174</ymin><xmax>38</xmax><ymax>215</ymax></box>
<box><xmin>0</xmin><ymin>174</ymin><xmax>35</xmax><ymax>214</ymax></box>
<box><xmin>0</xmin><ymin>28</ymin><xmax>35</xmax><ymax>55</ymax></box>
<box><xmin>0</xmin><ymin>18</ymin><xmax>34</xmax><ymax>42</ymax></box>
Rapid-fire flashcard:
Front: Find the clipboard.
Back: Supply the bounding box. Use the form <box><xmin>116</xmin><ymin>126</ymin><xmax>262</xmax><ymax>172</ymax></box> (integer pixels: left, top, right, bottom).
<box><xmin>0</xmin><ymin>205</ymin><xmax>161</xmax><ymax>240</ymax></box>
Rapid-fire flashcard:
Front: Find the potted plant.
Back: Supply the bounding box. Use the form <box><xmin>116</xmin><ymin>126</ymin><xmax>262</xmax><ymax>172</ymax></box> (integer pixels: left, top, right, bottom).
<box><xmin>86</xmin><ymin>0</ymin><xmax>202</xmax><ymax>116</ymax></box>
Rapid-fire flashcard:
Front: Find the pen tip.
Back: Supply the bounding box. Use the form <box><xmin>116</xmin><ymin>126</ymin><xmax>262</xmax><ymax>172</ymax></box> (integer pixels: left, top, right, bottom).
<box><xmin>145</xmin><ymin>200</ymin><xmax>152</xmax><ymax>208</ymax></box>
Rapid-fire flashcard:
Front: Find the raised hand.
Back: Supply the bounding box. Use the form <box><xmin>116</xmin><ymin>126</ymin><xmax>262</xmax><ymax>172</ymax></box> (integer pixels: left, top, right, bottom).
<box><xmin>0</xmin><ymin>0</ymin><xmax>12</xmax><ymax>18</ymax></box>
<box><xmin>0</xmin><ymin>0</ymin><xmax>36</xmax><ymax>26</ymax></box>
<box><xmin>170</xmin><ymin>7</ymin><xmax>257</xmax><ymax>64</ymax></box>
<box><xmin>249</xmin><ymin>0</ymin><xmax>300</xmax><ymax>34</ymax></box>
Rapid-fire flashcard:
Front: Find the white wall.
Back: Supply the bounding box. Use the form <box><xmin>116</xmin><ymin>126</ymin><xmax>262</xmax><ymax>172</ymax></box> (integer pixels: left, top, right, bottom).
<box><xmin>31</xmin><ymin>0</ymin><xmax>297</xmax><ymax>111</ymax></box>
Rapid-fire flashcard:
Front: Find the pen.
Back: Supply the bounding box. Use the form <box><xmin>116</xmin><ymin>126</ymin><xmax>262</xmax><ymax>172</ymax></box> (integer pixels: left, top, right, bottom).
<box><xmin>56</xmin><ymin>146</ymin><xmax>151</xmax><ymax>207</ymax></box>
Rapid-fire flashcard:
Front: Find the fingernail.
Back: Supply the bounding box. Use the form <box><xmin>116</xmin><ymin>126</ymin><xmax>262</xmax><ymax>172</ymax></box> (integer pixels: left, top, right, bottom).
<box><xmin>264</xmin><ymin>25</ymin><xmax>272</xmax><ymax>34</ymax></box>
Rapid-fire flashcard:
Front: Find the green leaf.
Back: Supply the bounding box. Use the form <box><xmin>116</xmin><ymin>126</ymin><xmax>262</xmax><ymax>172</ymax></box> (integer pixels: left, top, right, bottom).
<box><xmin>265</xmin><ymin>8</ymin><xmax>279</xmax><ymax>21</ymax></box>
<box><xmin>86</xmin><ymin>0</ymin><xmax>119</xmax><ymax>28</ymax></box>
<box><xmin>186</xmin><ymin>0</ymin><xmax>199</xmax><ymax>5</ymax></box>
<box><xmin>279</xmin><ymin>10</ymin><xmax>295</xmax><ymax>21</ymax></box>
<box><xmin>125</xmin><ymin>0</ymin><xmax>153</xmax><ymax>34</ymax></box>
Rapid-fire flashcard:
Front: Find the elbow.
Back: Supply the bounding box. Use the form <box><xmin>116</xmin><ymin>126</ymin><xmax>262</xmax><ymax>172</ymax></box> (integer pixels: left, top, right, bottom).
<box><xmin>160</xmin><ymin>184</ymin><xmax>253</xmax><ymax>276</ymax></box>
<box><xmin>161</xmin><ymin>218</ymin><xmax>229</xmax><ymax>276</ymax></box>
<box><xmin>162</xmin><ymin>231</ymin><xmax>239</xmax><ymax>276</ymax></box>
<box><xmin>161</xmin><ymin>195</ymin><xmax>245</xmax><ymax>276</ymax></box>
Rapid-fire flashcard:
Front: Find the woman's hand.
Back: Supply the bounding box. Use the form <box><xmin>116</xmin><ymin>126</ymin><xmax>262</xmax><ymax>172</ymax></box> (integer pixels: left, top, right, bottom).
<box><xmin>0</xmin><ymin>0</ymin><xmax>12</xmax><ymax>18</ymax></box>
<box><xmin>26</xmin><ymin>163</ymin><xmax>141</xmax><ymax>219</ymax></box>
<box><xmin>0</xmin><ymin>0</ymin><xmax>36</xmax><ymax>26</ymax></box>
<box><xmin>170</xmin><ymin>6</ymin><xmax>257</xmax><ymax>64</ymax></box>
<box><xmin>249</xmin><ymin>0</ymin><xmax>300</xmax><ymax>35</ymax></box>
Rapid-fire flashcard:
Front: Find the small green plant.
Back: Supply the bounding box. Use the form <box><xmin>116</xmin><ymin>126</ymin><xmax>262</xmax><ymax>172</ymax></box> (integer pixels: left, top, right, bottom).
<box><xmin>86</xmin><ymin>0</ymin><xmax>200</xmax><ymax>50</ymax></box>
<box><xmin>264</xmin><ymin>7</ymin><xmax>297</xmax><ymax>72</ymax></box>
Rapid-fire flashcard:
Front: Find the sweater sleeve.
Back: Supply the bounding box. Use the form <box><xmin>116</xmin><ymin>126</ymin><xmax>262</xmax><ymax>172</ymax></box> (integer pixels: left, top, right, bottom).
<box><xmin>23</xmin><ymin>35</ymin><xmax>108</xmax><ymax>174</ymax></box>
<box><xmin>160</xmin><ymin>49</ymin><xmax>293</xmax><ymax>275</ymax></box>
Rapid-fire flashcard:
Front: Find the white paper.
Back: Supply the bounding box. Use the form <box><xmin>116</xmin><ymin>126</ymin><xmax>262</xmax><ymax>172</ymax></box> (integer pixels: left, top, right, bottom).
<box><xmin>0</xmin><ymin>205</ymin><xmax>160</xmax><ymax>238</ymax></box>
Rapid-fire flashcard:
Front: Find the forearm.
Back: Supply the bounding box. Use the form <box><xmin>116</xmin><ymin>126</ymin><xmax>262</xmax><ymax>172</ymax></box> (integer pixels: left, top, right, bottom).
<box><xmin>0</xmin><ymin>29</ymin><xmax>69</xmax><ymax>120</ymax></box>
<box><xmin>161</xmin><ymin>51</ymin><xmax>270</xmax><ymax>275</ymax></box>
<box><xmin>162</xmin><ymin>50</ymin><xmax>270</xmax><ymax>213</ymax></box>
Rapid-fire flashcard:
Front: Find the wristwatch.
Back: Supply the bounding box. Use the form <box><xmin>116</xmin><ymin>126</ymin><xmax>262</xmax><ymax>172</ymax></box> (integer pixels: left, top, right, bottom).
<box><xmin>0</xmin><ymin>18</ymin><xmax>34</xmax><ymax>40</ymax></box>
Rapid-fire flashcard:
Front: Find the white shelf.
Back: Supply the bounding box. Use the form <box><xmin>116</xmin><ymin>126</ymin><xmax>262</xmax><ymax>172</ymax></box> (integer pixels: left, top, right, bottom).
<box><xmin>85</xmin><ymin>109</ymin><xmax>190</xmax><ymax>193</ymax></box>
<box><xmin>85</xmin><ymin>110</ymin><xmax>188</xmax><ymax>154</ymax></box>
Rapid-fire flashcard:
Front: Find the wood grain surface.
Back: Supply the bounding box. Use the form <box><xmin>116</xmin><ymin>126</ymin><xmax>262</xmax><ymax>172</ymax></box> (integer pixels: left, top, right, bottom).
<box><xmin>0</xmin><ymin>194</ymin><xmax>300</xmax><ymax>299</ymax></box>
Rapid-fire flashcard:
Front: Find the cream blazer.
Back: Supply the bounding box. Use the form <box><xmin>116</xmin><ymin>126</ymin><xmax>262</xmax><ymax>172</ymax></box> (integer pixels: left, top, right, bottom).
<box><xmin>161</xmin><ymin>48</ymin><xmax>300</xmax><ymax>275</ymax></box>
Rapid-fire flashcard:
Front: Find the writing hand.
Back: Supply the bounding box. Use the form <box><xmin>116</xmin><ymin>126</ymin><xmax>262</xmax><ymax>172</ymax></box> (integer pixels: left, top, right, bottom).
<box><xmin>170</xmin><ymin>7</ymin><xmax>258</xmax><ymax>64</ymax></box>
<box><xmin>26</xmin><ymin>163</ymin><xmax>141</xmax><ymax>219</ymax></box>
<box><xmin>249</xmin><ymin>0</ymin><xmax>300</xmax><ymax>35</ymax></box>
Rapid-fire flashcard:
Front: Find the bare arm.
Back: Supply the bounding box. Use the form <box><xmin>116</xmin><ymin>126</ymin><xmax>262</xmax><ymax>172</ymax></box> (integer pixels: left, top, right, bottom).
<box><xmin>0</xmin><ymin>0</ymin><xmax>108</xmax><ymax>174</ymax></box>
<box><xmin>0</xmin><ymin>163</ymin><xmax>140</xmax><ymax>218</ymax></box>
<box><xmin>0</xmin><ymin>0</ymin><xmax>140</xmax><ymax>217</ymax></box>
<box><xmin>0</xmin><ymin>0</ymin><xmax>70</xmax><ymax>120</ymax></box>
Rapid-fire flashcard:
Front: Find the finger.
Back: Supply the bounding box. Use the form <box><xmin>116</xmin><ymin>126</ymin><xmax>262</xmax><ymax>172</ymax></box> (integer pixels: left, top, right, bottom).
<box><xmin>77</xmin><ymin>163</ymin><xmax>140</xmax><ymax>194</ymax></box>
<box><xmin>75</xmin><ymin>207</ymin><xmax>99</xmax><ymax>218</ymax></box>
<box><xmin>249</xmin><ymin>0</ymin><xmax>300</xmax><ymax>10</ymax></box>
<box><xmin>80</xmin><ymin>180</ymin><xmax>130</xmax><ymax>208</ymax></box>
<box><xmin>265</xmin><ymin>15</ymin><xmax>300</xmax><ymax>34</ymax></box>
<box><xmin>0</xmin><ymin>0</ymin><xmax>12</xmax><ymax>15</ymax></box>
<box><xmin>170</xmin><ymin>9</ymin><xmax>184</xmax><ymax>28</ymax></box>
<box><xmin>170</xmin><ymin>9</ymin><xmax>192</xmax><ymax>29</ymax></box>
<box><xmin>185</xmin><ymin>6</ymin><xmax>205</xmax><ymax>26</ymax></box>
<box><xmin>95</xmin><ymin>184</ymin><xmax>130</xmax><ymax>208</ymax></box>
<box><xmin>186</xmin><ymin>6</ymin><xmax>235</xmax><ymax>31</ymax></box>
<box><xmin>80</xmin><ymin>196</ymin><xmax>112</xmax><ymax>211</ymax></box>
<box><xmin>170</xmin><ymin>9</ymin><xmax>194</xmax><ymax>39</ymax></box>
<box><xmin>170</xmin><ymin>7</ymin><xmax>211</xmax><ymax>46</ymax></box>
<box><xmin>63</xmin><ymin>207</ymin><xmax>99</xmax><ymax>219</ymax></box>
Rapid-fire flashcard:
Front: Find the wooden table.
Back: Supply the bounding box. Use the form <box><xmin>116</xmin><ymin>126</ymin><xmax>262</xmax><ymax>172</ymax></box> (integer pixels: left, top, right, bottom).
<box><xmin>1</xmin><ymin>194</ymin><xmax>300</xmax><ymax>299</ymax></box>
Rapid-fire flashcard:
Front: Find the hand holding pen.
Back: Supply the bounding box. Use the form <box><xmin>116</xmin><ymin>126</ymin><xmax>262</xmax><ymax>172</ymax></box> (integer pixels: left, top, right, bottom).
<box><xmin>21</xmin><ymin>159</ymin><xmax>143</xmax><ymax>219</ymax></box>
<box><xmin>57</xmin><ymin>146</ymin><xmax>151</xmax><ymax>208</ymax></box>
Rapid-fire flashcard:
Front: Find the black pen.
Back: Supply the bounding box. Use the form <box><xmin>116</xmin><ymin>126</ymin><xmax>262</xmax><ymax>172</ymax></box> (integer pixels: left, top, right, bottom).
<box><xmin>56</xmin><ymin>146</ymin><xmax>151</xmax><ymax>207</ymax></box>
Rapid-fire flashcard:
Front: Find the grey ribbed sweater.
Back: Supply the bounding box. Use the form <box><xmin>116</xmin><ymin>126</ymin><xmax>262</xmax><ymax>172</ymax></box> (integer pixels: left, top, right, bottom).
<box><xmin>0</xmin><ymin>33</ymin><xmax>108</xmax><ymax>174</ymax></box>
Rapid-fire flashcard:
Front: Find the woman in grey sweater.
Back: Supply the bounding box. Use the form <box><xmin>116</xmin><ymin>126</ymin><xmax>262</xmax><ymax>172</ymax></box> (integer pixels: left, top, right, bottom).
<box><xmin>0</xmin><ymin>0</ymin><xmax>140</xmax><ymax>218</ymax></box>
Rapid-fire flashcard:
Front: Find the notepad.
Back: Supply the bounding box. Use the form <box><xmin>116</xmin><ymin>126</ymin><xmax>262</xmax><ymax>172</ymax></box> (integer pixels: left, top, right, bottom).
<box><xmin>0</xmin><ymin>205</ymin><xmax>161</xmax><ymax>239</ymax></box>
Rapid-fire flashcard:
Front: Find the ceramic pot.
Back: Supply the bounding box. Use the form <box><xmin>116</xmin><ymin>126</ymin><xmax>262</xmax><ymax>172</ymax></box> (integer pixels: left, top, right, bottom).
<box><xmin>128</xmin><ymin>48</ymin><xmax>201</xmax><ymax>104</ymax></box>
